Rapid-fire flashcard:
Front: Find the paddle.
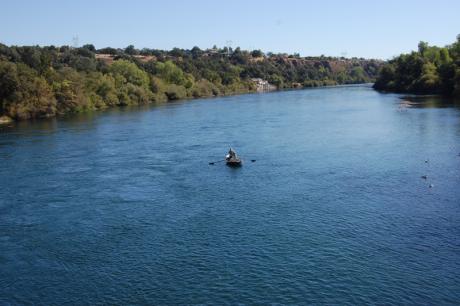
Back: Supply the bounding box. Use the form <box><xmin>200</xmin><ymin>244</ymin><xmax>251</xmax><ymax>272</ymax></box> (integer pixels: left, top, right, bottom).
<box><xmin>209</xmin><ymin>159</ymin><xmax>256</xmax><ymax>165</ymax></box>
<box><xmin>209</xmin><ymin>160</ymin><xmax>225</xmax><ymax>165</ymax></box>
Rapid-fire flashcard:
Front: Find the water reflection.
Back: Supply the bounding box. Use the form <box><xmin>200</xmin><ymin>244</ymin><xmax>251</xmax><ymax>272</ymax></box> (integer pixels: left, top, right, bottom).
<box><xmin>0</xmin><ymin>104</ymin><xmax>163</xmax><ymax>136</ymax></box>
<box><xmin>399</xmin><ymin>95</ymin><xmax>460</xmax><ymax>109</ymax></box>
<box><xmin>0</xmin><ymin>117</ymin><xmax>58</xmax><ymax>140</ymax></box>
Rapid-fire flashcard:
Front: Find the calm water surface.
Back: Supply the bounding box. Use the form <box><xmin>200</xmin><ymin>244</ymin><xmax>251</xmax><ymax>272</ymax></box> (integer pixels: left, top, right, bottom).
<box><xmin>1</xmin><ymin>85</ymin><xmax>459</xmax><ymax>305</ymax></box>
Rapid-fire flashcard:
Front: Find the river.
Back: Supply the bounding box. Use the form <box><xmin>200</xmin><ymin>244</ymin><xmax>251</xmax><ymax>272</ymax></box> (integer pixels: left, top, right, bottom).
<box><xmin>1</xmin><ymin>85</ymin><xmax>459</xmax><ymax>304</ymax></box>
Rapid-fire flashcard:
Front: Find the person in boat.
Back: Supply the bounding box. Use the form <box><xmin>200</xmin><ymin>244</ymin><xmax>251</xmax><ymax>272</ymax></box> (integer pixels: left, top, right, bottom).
<box><xmin>226</xmin><ymin>147</ymin><xmax>237</xmax><ymax>160</ymax></box>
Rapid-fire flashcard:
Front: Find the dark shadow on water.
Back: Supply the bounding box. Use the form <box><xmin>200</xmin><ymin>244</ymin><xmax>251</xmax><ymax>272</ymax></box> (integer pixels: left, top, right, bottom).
<box><xmin>0</xmin><ymin>104</ymin><xmax>161</xmax><ymax>135</ymax></box>
<box><xmin>399</xmin><ymin>95</ymin><xmax>460</xmax><ymax>109</ymax></box>
<box><xmin>1</xmin><ymin>117</ymin><xmax>58</xmax><ymax>135</ymax></box>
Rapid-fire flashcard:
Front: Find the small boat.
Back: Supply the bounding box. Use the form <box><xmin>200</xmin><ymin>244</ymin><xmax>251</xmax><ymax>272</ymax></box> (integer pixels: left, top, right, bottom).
<box><xmin>226</xmin><ymin>148</ymin><xmax>242</xmax><ymax>167</ymax></box>
<box><xmin>226</xmin><ymin>156</ymin><xmax>242</xmax><ymax>167</ymax></box>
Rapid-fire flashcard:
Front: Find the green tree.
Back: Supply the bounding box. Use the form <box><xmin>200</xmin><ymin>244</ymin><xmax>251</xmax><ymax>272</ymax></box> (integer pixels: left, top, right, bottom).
<box><xmin>154</xmin><ymin>61</ymin><xmax>187</xmax><ymax>85</ymax></box>
<box><xmin>191</xmin><ymin>46</ymin><xmax>203</xmax><ymax>58</ymax></box>
<box><xmin>165</xmin><ymin>84</ymin><xmax>187</xmax><ymax>100</ymax></box>
<box><xmin>0</xmin><ymin>61</ymin><xmax>19</xmax><ymax>104</ymax></box>
<box><xmin>52</xmin><ymin>68</ymin><xmax>91</xmax><ymax>113</ymax></box>
<box><xmin>82</xmin><ymin>44</ymin><xmax>96</xmax><ymax>52</ymax></box>
<box><xmin>251</xmin><ymin>50</ymin><xmax>264</xmax><ymax>58</ymax></box>
<box><xmin>86</xmin><ymin>72</ymin><xmax>119</xmax><ymax>107</ymax></box>
<box><xmin>190</xmin><ymin>79</ymin><xmax>219</xmax><ymax>98</ymax></box>
<box><xmin>2</xmin><ymin>63</ymin><xmax>56</xmax><ymax>119</ymax></box>
<box><xmin>125</xmin><ymin>45</ymin><xmax>139</xmax><ymax>55</ymax></box>
<box><xmin>419</xmin><ymin>42</ymin><xmax>430</xmax><ymax>56</ymax></box>
<box><xmin>109</xmin><ymin>60</ymin><xmax>149</xmax><ymax>88</ymax></box>
<box><xmin>375</xmin><ymin>35</ymin><xmax>460</xmax><ymax>96</ymax></box>
<box><xmin>413</xmin><ymin>62</ymin><xmax>440</xmax><ymax>93</ymax></box>
<box><xmin>268</xmin><ymin>74</ymin><xmax>284</xmax><ymax>88</ymax></box>
<box><xmin>453</xmin><ymin>68</ymin><xmax>460</xmax><ymax>96</ymax></box>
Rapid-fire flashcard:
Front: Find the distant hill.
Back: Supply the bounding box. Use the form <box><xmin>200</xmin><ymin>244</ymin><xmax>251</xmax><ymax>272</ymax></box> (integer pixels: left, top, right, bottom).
<box><xmin>0</xmin><ymin>44</ymin><xmax>382</xmax><ymax>121</ymax></box>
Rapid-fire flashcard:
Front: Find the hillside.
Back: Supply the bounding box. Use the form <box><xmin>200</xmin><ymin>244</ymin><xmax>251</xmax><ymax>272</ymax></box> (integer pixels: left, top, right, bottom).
<box><xmin>0</xmin><ymin>44</ymin><xmax>382</xmax><ymax>121</ymax></box>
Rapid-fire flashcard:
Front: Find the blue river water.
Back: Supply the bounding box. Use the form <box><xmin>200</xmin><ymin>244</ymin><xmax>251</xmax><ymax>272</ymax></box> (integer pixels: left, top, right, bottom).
<box><xmin>1</xmin><ymin>85</ymin><xmax>459</xmax><ymax>305</ymax></box>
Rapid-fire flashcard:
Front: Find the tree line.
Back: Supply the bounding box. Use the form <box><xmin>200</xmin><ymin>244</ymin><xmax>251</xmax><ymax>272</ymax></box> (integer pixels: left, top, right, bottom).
<box><xmin>0</xmin><ymin>44</ymin><xmax>381</xmax><ymax>121</ymax></box>
<box><xmin>374</xmin><ymin>35</ymin><xmax>460</xmax><ymax>96</ymax></box>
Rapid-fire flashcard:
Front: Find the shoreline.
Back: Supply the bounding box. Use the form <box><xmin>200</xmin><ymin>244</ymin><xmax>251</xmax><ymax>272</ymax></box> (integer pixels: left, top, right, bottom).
<box><xmin>0</xmin><ymin>82</ymin><xmax>375</xmax><ymax>127</ymax></box>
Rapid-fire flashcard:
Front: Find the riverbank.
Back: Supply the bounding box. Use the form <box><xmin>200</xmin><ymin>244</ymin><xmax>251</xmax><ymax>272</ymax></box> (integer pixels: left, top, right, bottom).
<box><xmin>0</xmin><ymin>44</ymin><xmax>381</xmax><ymax>122</ymax></box>
<box><xmin>0</xmin><ymin>82</ymin><xmax>375</xmax><ymax>126</ymax></box>
<box><xmin>0</xmin><ymin>115</ymin><xmax>13</xmax><ymax>125</ymax></box>
<box><xmin>373</xmin><ymin>35</ymin><xmax>460</xmax><ymax>97</ymax></box>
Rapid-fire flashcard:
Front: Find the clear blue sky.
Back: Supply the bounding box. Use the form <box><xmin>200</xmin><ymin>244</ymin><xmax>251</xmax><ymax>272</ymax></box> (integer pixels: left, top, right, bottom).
<box><xmin>1</xmin><ymin>0</ymin><xmax>459</xmax><ymax>59</ymax></box>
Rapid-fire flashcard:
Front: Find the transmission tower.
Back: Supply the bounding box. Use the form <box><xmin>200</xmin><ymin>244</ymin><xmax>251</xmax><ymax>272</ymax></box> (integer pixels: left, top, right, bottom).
<box><xmin>226</xmin><ymin>40</ymin><xmax>233</xmax><ymax>56</ymax></box>
<box><xmin>72</xmin><ymin>35</ymin><xmax>79</xmax><ymax>48</ymax></box>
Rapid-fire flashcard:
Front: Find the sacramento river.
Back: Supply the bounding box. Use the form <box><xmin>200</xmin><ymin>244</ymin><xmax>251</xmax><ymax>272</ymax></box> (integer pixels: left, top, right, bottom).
<box><xmin>1</xmin><ymin>85</ymin><xmax>459</xmax><ymax>304</ymax></box>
